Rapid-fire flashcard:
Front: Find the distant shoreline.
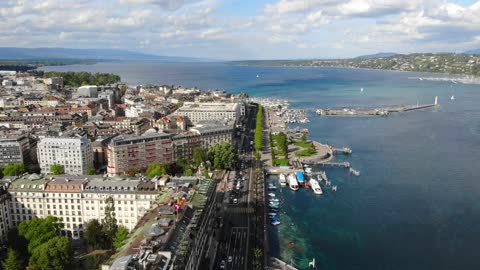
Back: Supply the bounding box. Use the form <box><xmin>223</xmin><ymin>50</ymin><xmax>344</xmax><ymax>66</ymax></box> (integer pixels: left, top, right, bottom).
<box><xmin>227</xmin><ymin>63</ymin><xmax>480</xmax><ymax>84</ymax></box>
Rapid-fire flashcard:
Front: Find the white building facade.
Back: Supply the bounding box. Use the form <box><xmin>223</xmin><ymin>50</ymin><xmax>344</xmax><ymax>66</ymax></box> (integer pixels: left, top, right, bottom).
<box><xmin>174</xmin><ymin>102</ymin><xmax>242</xmax><ymax>125</ymax></box>
<box><xmin>6</xmin><ymin>175</ymin><xmax>158</xmax><ymax>239</ymax></box>
<box><xmin>37</xmin><ymin>137</ymin><xmax>94</xmax><ymax>175</ymax></box>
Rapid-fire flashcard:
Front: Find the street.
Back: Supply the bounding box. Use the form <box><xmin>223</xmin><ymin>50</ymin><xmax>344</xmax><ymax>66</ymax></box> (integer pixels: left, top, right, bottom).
<box><xmin>210</xmin><ymin>103</ymin><xmax>261</xmax><ymax>270</ymax></box>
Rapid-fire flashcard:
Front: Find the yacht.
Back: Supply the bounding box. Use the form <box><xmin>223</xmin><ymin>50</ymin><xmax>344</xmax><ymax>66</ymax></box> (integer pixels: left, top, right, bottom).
<box><xmin>287</xmin><ymin>174</ymin><xmax>299</xmax><ymax>191</ymax></box>
<box><xmin>296</xmin><ymin>171</ymin><xmax>305</xmax><ymax>186</ymax></box>
<box><xmin>309</xmin><ymin>179</ymin><xmax>323</xmax><ymax>195</ymax></box>
<box><xmin>267</xmin><ymin>183</ymin><xmax>278</xmax><ymax>191</ymax></box>
<box><xmin>271</xmin><ymin>220</ymin><xmax>281</xmax><ymax>226</ymax></box>
<box><xmin>279</xmin><ymin>174</ymin><xmax>287</xmax><ymax>187</ymax></box>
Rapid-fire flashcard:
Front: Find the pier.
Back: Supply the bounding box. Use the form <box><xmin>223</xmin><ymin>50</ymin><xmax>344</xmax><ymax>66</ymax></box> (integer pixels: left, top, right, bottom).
<box><xmin>315</xmin><ymin>97</ymin><xmax>439</xmax><ymax>117</ymax></box>
<box><xmin>301</xmin><ymin>160</ymin><xmax>351</xmax><ymax>168</ymax></box>
<box><xmin>332</xmin><ymin>147</ymin><xmax>352</xmax><ymax>155</ymax></box>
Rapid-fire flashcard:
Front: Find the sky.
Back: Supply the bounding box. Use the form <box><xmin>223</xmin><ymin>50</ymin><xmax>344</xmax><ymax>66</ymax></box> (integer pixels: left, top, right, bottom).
<box><xmin>1</xmin><ymin>0</ymin><xmax>480</xmax><ymax>60</ymax></box>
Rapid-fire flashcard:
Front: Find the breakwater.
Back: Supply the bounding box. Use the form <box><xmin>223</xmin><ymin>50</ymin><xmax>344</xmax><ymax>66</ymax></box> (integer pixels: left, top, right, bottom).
<box><xmin>315</xmin><ymin>97</ymin><xmax>438</xmax><ymax>117</ymax></box>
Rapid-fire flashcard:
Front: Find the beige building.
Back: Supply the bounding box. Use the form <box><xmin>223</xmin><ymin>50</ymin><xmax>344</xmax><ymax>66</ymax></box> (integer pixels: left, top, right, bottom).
<box><xmin>190</xmin><ymin>120</ymin><xmax>234</xmax><ymax>149</ymax></box>
<box><xmin>174</xmin><ymin>102</ymin><xmax>242</xmax><ymax>125</ymax></box>
<box><xmin>6</xmin><ymin>174</ymin><xmax>159</xmax><ymax>239</ymax></box>
<box><xmin>107</xmin><ymin>133</ymin><xmax>173</xmax><ymax>176</ymax></box>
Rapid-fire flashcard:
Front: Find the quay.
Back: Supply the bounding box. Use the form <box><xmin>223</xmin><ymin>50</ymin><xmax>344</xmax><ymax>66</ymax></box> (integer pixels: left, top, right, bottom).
<box><xmin>332</xmin><ymin>147</ymin><xmax>352</xmax><ymax>155</ymax></box>
<box><xmin>316</xmin><ymin>97</ymin><xmax>438</xmax><ymax>117</ymax></box>
<box><xmin>301</xmin><ymin>160</ymin><xmax>351</xmax><ymax>168</ymax></box>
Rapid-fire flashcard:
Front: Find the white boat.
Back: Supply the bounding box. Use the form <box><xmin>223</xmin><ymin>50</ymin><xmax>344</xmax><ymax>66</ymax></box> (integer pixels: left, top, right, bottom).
<box><xmin>360</xmin><ymin>87</ymin><xmax>364</xmax><ymax>92</ymax></box>
<box><xmin>256</xmin><ymin>74</ymin><xmax>260</xmax><ymax>78</ymax></box>
<box><xmin>269</xmin><ymin>198</ymin><xmax>280</xmax><ymax>203</ymax></box>
<box><xmin>268</xmin><ymin>193</ymin><xmax>276</xmax><ymax>198</ymax></box>
<box><xmin>271</xmin><ymin>220</ymin><xmax>281</xmax><ymax>226</ymax></box>
<box><xmin>451</xmin><ymin>95</ymin><xmax>455</xmax><ymax>101</ymax></box>
<box><xmin>279</xmin><ymin>173</ymin><xmax>287</xmax><ymax>187</ymax></box>
<box><xmin>309</xmin><ymin>179</ymin><xmax>323</xmax><ymax>195</ymax></box>
<box><xmin>287</xmin><ymin>174</ymin><xmax>299</xmax><ymax>191</ymax></box>
<box><xmin>304</xmin><ymin>167</ymin><xmax>312</xmax><ymax>174</ymax></box>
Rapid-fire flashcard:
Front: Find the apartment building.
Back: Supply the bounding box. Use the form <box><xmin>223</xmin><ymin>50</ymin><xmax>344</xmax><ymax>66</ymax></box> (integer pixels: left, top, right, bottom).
<box><xmin>0</xmin><ymin>134</ymin><xmax>34</xmax><ymax>166</ymax></box>
<box><xmin>6</xmin><ymin>174</ymin><xmax>158</xmax><ymax>238</ymax></box>
<box><xmin>107</xmin><ymin>133</ymin><xmax>173</xmax><ymax>176</ymax></box>
<box><xmin>174</xmin><ymin>102</ymin><xmax>242</xmax><ymax>125</ymax></box>
<box><xmin>37</xmin><ymin>137</ymin><xmax>94</xmax><ymax>175</ymax></box>
<box><xmin>0</xmin><ymin>187</ymin><xmax>12</xmax><ymax>243</ymax></box>
<box><xmin>189</xmin><ymin>120</ymin><xmax>234</xmax><ymax>150</ymax></box>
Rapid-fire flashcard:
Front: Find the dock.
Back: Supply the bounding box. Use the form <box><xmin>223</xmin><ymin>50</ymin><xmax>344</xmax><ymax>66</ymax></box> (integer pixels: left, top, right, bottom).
<box><xmin>332</xmin><ymin>147</ymin><xmax>352</xmax><ymax>155</ymax></box>
<box><xmin>301</xmin><ymin>160</ymin><xmax>351</xmax><ymax>168</ymax></box>
<box><xmin>315</xmin><ymin>97</ymin><xmax>438</xmax><ymax>117</ymax></box>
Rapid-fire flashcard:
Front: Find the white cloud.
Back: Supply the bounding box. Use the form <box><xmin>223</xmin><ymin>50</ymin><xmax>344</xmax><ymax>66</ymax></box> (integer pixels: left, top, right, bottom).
<box><xmin>0</xmin><ymin>0</ymin><xmax>479</xmax><ymax>59</ymax></box>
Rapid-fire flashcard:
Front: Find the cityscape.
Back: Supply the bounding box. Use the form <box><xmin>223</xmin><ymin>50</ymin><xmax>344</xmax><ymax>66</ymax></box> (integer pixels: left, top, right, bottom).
<box><xmin>1</xmin><ymin>1</ymin><xmax>480</xmax><ymax>270</ymax></box>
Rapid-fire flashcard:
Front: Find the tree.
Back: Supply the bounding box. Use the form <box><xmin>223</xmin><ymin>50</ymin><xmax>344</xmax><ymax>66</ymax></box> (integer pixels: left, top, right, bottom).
<box><xmin>184</xmin><ymin>167</ymin><xmax>193</xmax><ymax>176</ymax></box>
<box><xmin>102</xmin><ymin>197</ymin><xmax>117</xmax><ymax>249</ymax></box>
<box><xmin>50</xmin><ymin>164</ymin><xmax>65</xmax><ymax>175</ymax></box>
<box><xmin>119</xmin><ymin>85</ymin><xmax>128</xmax><ymax>96</ymax></box>
<box><xmin>86</xmin><ymin>168</ymin><xmax>96</xmax><ymax>175</ymax></box>
<box><xmin>18</xmin><ymin>216</ymin><xmax>63</xmax><ymax>253</ymax></box>
<box><xmin>6</xmin><ymin>228</ymin><xmax>29</xmax><ymax>261</ymax></box>
<box><xmin>300</xmin><ymin>132</ymin><xmax>307</xmax><ymax>143</ymax></box>
<box><xmin>113</xmin><ymin>226</ymin><xmax>129</xmax><ymax>250</ymax></box>
<box><xmin>146</xmin><ymin>163</ymin><xmax>168</xmax><ymax>178</ymax></box>
<box><xmin>2</xmin><ymin>163</ymin><xmax>25</xmax><ymax>176</ymax></box>
<box><xmin>207</xmin><ymin>142</ymin><xmax>237</xmax><ymax>170</ymax></box>
<box><xmin>126</xmin><ymin>168</ymin><xmax>139</xmax><ymax>177</ymax></box>
<box><xmin>254</xmin><ymin>105</ymin><xmax>263</xmax><ymax>152</ymax></box>
<box><xmin>193</xmin><ymin>147</ymin><xmax>206</xmax><ymax>168</ymax></box>
<box><xmin>2</xmin><ymin>249</ymin><xmax>22</xmax><ymax>270</ymax></box>
<box><xmin>84</xmin><ymin>219</ymin><xmax>106</xmax><ymax>250</ymax></box>
<box><xmin>201</xmin><ymin>169</ymin><xmax>210</xmax><ymax>178</ymax></box>
<box><xmin>29</xmin><ymin>236</ymin><xmax>72</xmax><ymax>270</ymax></box>
<box><xmin>27</xmin><ymin>164</ymin><xmax>40</xmax><ymax>174</ymax></box>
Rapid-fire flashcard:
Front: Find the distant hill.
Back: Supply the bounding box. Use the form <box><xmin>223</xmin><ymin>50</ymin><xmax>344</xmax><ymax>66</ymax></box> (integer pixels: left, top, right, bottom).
<box><xmin>230</xmin><ymin>53</ymin><xmax>480</xmax><ymax>76</ymax></box>
<box><xmin>0</xmin><ymin>47</ymin><xmax>205</xmax><ymax>62</ymax></box>
<box><xmin>465</xmin><ymin>49</ymin><xmax>480</xmax><ymax>54</ymax></box>
<box><xmin>355</xmin><ymin>52</ymin><xmax>399</xmax><ymax>59</ymax></box>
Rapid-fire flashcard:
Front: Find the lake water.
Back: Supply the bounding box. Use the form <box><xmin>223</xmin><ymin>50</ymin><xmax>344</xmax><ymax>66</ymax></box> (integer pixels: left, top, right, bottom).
<box><xmin>41</xmin><ymin>62</ymin><xmax>480</xmax><ymax>270</ymax></box>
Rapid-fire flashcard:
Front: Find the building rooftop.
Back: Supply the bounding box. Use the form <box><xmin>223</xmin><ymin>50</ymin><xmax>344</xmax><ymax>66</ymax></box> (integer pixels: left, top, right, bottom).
<box><xmin>110</xmin><ymin>132</ymin><xmax>172</xmax><ymax>146</ymax></box>
<box><xmin>190</xmin><ymin>120</ymin><xmax>234</xmax><ymax>134</ymax></box>
<box><xmin>176</xmin><ymin>102</ymin><xmax>239</xmax><ymax>112</ymax></box>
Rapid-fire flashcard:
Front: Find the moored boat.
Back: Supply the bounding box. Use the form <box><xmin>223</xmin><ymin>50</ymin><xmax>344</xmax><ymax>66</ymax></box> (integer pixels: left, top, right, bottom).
<box><xmin>271</xmin><ymin>220</ymin><xmax>281</xmax><ymax>226</ymax></box>
<box><xmin>296</xmin><ymin>171</ymin><xmax>305</xmax><ymax>186</ymax></box>
<box><xmin>309</xmin><ymin>179</ymin><xmax>323</xmax><ymax>195</ymax></box>
<box><xmin>267</xmin><ymin>183</ymin><xmax>278</xmax><ymax>190</ymax></box>
<box><xmin>268</xmin><ymin>193</ymin><xmax>276</xmax><ymax>197</ymax></box>
<box><xmin>287</xmin><ymin>174</ymin><xmax>299</xmax><ymax>191</ymax></box>
<box><xmin>279</xmin><ymin>174</ymin><xmax>287</xmax><ymax>187</ymax></box>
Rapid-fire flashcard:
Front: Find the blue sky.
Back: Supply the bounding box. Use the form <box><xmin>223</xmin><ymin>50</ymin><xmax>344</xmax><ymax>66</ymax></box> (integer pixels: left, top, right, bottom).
<box><xmin>1</xmin><ymin>0</ymin><xmax>480</xmax><ymax>59</ymax></box>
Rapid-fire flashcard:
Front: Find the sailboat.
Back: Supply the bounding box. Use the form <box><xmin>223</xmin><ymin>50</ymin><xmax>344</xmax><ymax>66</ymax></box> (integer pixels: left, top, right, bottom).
<box><xmin>256</xmin><ymin>74</ymin><xmax>260</xmax><ymax>78</ymax></box>
<box><xmin>309</xmin><ymin>258</ymin><xmax>316</xmax><ymax>269</ymax></box>
<box><xmin>360</xmin><ymin>87</ymin><xmax>364</xmax><ymax>92</ymax></box>
<box><xmin>451</xmin><ymin>95</ymin><xmax>455</xmax><ymax>101</ymax></box>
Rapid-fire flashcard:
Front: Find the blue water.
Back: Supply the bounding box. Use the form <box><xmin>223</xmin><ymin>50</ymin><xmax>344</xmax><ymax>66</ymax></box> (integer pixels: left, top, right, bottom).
<box><xmin>41</xmin><ymin>62</ymin><xmax>480</xmax><ymax>269</ymax></box>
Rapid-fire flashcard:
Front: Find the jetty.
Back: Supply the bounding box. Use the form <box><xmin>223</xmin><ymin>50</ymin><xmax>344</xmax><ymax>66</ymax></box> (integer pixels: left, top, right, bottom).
<box><xmin>332</xmin><ymin>147</ymin><xmax>352</xmax><ymax>155</ymax></box>
<box><xmin>315</xmin><ymin>97</ymin><xmax>439</xmax><ymax>117</ymax></box>
<box><xmin>301</xmin><ymin>160</ymin><xmax>351</xmax><ymax>168</ymax></box>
